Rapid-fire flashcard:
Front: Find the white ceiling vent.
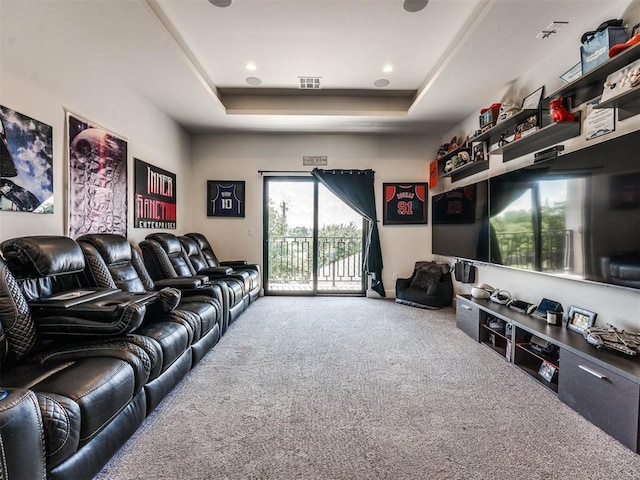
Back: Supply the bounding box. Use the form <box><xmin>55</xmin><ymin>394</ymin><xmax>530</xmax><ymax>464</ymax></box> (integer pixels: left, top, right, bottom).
<box><xmin>299</xmin><ymin>77</ymin><xmax>322</xmax><ymax>89</ymax></box>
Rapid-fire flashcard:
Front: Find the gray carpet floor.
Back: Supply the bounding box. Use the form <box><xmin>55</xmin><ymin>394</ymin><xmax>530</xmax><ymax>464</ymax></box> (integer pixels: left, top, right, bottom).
<box><xmin>96</xmin><ymin>297</ymin><xmax>640</xmax><ymax>479</ymax></box>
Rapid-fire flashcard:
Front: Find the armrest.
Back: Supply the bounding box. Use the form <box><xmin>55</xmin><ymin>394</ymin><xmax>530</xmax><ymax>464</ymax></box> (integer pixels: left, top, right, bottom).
<box><xmin>154</xmin><ymin>277</ymin><xmax>204</xmax><ymax>290</ymax></box>
<box><xmin>28</xmin><ymin>291</ymin><xmax>156</xmax><ymax>338</ymax></box>
<box><xmin>395</xmin><ymin>277</ymin><xmax>413</xmax><ymax>290</ymax></box>
<box><xmin>220</xmin><ymin>260</ymin><xmax>247</xmax><ymax>266</ymax></box>
<box><xmin>198</xmin><ymin>266</ymin><xmax>234</xmax><ymax>277</ymax></box>
<box><xmin>0</xmin><ymin>388</ymin><xmax>46</xmax><ymax>480</ymax></box>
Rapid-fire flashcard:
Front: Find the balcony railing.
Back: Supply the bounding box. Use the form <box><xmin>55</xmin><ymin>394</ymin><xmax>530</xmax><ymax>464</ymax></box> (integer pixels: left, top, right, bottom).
<box><xmin>267</xmin><ymin>235</ymin><xmax>363</xmax><ymax>290</ymax></box>
<box><xmin>495</xmin><ymin>230</ymin><xmax>570</xmax><ymax>271</ymax></box>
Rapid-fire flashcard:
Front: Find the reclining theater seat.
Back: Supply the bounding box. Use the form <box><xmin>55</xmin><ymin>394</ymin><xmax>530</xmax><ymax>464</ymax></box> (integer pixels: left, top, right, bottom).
<box><xmin>77</xmin><ymin>233</ymin><xmax>224</xmax><ymax>356</ymax></box>
<box><xmin>184</xmin><ymin>232</ymin><xmax>261</xmax><ymax>303</ymax></box>
<box><xmin>1</xmin><ymin>235</ymin><xmax>194</xmax><ymax>416</ymax></box>
<box><xmin>140</xmin><ymin>232</ymin><xmax>246</xmax><ymax>324</ymax></box>
<box><xmin>395</xmin><ymin>261</ymin><xmax>454</xmax><ymax>309</ymax></box>
<box><xmin>179</xmin><ymin>234</ymin><xmax>255</xmax><ymax>307</ymax></box>
<box><xmin>0</xmin><ymin>240</ymin><xmax>157</xmax><ymax>480</ymax></box>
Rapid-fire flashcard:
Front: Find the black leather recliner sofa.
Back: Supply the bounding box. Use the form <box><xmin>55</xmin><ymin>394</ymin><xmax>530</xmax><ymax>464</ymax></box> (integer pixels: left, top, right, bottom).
<box><xmin>140</xmin><ymin>232</ymin><xmax>247</xmax><ymax>324</ymax></box>
<box><xmin>0</xmin><ymin>235</ymin><xmax>224</xmax><ymax>479</ymax></box>
<box><xmin>183</xmin><ymin>232</ymin><xmax>261</xmax><ymax>303</ymax></box>
<box><xmin>77</xmin><ymin>233</ymin><xmax>226</xmax><ymax>350</ymax></box>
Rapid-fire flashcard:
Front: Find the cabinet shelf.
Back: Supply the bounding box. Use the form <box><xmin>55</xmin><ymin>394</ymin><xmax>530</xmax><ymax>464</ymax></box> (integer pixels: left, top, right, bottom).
<box><xmin>491</xmin><ymin>119</ymin><xmax>581</xmax><ymax>162</ymax></box>
<box><xmin>547</xmin><ymin>42</ymin><xmax>640</xmax><ymax>106</ymax></box>
<box><xmin>516</xmin><ymin>364</ymin><xmax>559</xmax><ymax>393</ymax></box>
<box><xmin>594</xmin><ymin>84</ymin><xmax>640</xmax><ymax>121</ymax></box>
<box><xmin>516</xmin><ymin>342</ymin><xmax>559</xmax><ymax>369</ymax></box>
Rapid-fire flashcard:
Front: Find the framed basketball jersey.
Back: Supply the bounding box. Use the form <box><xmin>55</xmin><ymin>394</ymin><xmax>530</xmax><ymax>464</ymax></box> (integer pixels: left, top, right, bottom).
<box><xmin>207</xmin><ymin>180</ymin><xmax>245</xmax><ymax>217</ymax></box>
<box><xmin>383</xmin><ymin>182</ymin><xmax>428</xmax><ymax>225</ymax></box>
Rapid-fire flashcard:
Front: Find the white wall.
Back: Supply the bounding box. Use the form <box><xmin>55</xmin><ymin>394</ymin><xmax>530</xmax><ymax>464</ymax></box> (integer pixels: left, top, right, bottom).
<box><xmin>435</xmin><ymin>2</ymin><xmax>640</xmax><ymax>330</ymax></box>
<box><xmin>0</xmin><ymin>70</ymin><xmax>191</xmax><ymax>246</ymax></box>
<box><xmin>190</xmin><ymin>132</ymin><xmax>439</xmax><ymax>297</ymax></box>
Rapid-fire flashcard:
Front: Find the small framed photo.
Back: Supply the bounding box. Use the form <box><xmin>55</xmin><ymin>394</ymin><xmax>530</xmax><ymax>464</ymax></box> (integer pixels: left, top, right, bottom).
<box><xmin>207</xmin><ymin>180</ymin><xmax>245</xmax><ymax>217</ymax></box>
<box><xmin>538</xmin><ymin>360</ymin><xmax>557</xmax><ymax>383</ymax></box>
<box><xmin>521</xmin><ymin>86</ymin><xmax>545</xmax><ymax>110</ymax></box>
<box><xmin>566</xmin><ymin>305</ymin><xmax>597</xmax><ymax>334</ymax></box>
<box><xmin>383</xmin><ymin>183</ymin><xmax>428</xmax><ymax>225</ymax></box>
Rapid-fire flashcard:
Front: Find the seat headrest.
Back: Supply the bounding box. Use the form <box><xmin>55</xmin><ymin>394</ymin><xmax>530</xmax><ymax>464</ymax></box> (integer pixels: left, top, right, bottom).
<box><xmin>185</xmin><ymin>233</ymin><xmax>208</xmax><ymax>250</ymax></box>
<box><xmin>76</xmin><ymin>234</ymin><xmax>131</xmax><ymax>265</ymax></box>
<box><xmin>179</xmin><ymin>236</ymin><xmax>199</xmax><ymax>256</ymax></box>
<box><xmin>146</xmin><ymin>233</ymin><xmax>181</xmax><ymax>254</ymax></box>
<box><xmin>1</xmin><ymin>236</ymin><xmax>85</xmax><ymax>277</ymax></box>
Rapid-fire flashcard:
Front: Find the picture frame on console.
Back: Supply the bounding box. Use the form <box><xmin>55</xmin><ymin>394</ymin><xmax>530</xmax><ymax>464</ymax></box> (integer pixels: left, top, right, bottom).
<box><xmin>566</xmin><ymin>306</ymin><xmax>597</xmax><ymax>334</ymax></box>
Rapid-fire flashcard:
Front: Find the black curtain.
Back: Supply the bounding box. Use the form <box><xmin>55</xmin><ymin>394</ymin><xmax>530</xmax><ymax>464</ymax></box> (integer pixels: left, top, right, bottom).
<box><xmin>311</xmin><ymin>168</ymin><xmax>385</xmax><ymax>297</ymax></box>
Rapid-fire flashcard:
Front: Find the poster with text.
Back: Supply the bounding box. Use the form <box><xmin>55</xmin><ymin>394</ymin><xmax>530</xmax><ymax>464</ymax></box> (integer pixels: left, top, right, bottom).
<box><xmin>0</xmin><ymin>105</ymin><xmax>53</xmax><ymax>213</ymax></box>
<box><xmin>67</xmin><ymin>113</ymin><xmax>127</xmax><ymax>238</ymax></box>
<box><xmin>134</xmin><ymin>158</ymin><xmax>176</xmax><ymax>229</ymax></box>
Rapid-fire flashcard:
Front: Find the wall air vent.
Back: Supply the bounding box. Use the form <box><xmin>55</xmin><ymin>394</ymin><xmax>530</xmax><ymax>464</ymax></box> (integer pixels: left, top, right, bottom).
<box><xmin>299</xmin><ymin>77</ymin><xmax>321</xmax><ymax>89</ymax></box>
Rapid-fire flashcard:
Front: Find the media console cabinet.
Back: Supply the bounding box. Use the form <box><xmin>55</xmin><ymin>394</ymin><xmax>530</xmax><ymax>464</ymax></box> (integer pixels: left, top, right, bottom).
<box><xmin>456</xmin><ymin>294</ymin><xmax>640</xmax><ymax>453</ymax></box>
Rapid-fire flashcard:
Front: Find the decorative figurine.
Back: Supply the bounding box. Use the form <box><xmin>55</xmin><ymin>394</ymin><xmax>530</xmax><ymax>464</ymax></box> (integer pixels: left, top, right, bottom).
<box><xmin>496</xmin><ymin>98</ymin><xmax>519</xmax><ymax>123</ymax></box>
<box><xmin>549</xmin><ymin>97</ymin><xmax>575</xmax><ymax>123</ymax></box>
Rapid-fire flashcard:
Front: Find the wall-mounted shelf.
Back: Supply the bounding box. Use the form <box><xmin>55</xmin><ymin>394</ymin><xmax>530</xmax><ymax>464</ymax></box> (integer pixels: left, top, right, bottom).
<box><xmin>491</xmin><ymin>119</ymin><xmax>581</xmax><ymax>162</ymax></box>
<box><xmin>594</xmin><ymin>84</ymin><xmax>640</xmax><ymax>121</ymax></box>
<box><xmin>470</xmin><ymin>109</ymin><xmax>539</xmax><ymax>145</ymax></box>
<box><xmin>442</xmin><ymin>160</ymin><xmax>489</xmax><ymax>182</ymax></box>
<box><xmin>547</xmin><ymin>42</ymin><xmax>640</xmax><ymax>107</ymax></box>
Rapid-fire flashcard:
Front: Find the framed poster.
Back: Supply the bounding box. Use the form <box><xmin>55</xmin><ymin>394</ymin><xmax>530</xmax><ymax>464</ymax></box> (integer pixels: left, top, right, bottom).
<box><xmin>382</xmin><ymin>182</ymin><xmax>428</xmax><ymax>225</ymax></box>
<box><xmin>207</xmin><ymin>180</ymin><xmax>245</xmax><ymax>217</ymax></box>
<box><xmin>67</xmin><ymin>112</ymin><xmax>128</xmax><ymax>238</ymax></box>
<box><xmin>134</xmin><ymin>158</ymin><xmax>176</xmax><ymax>229</ymax></box>
<box><xmin>0</xmin><ymin>105</ymin><xmax>53</xmax><ymax>213</ymax></box>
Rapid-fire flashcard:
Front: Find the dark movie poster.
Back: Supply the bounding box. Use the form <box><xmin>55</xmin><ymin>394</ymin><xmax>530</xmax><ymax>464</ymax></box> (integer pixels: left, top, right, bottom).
<box><xmin>67</xmin><ymin>113</ymin><xmax>128</xmax><ymax>238</ymax></box>
<box><xmin>134</xmin><ymin>158</ymin><xmax>176</xmax><ymax>229</ymax></box>
<box><xmin>0</xmin><ymin>105</ymin><xmax>53</xmax><ymax>213</ymax></box>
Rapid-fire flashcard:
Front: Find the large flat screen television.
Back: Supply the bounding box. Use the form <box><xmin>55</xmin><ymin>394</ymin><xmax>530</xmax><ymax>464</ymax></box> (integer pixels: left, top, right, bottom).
<box><xmin>432</xmin><ymin>131</ymin><xmax>640</xmax><ymax>290</ymax></box>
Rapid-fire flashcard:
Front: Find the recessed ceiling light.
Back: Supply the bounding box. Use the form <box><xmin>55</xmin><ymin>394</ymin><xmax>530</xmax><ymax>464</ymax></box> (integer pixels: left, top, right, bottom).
<box><xmin>374</xmin><ymin>79</ymin><xmax>390</xmax><ymax>88</ymax></box>
<box><xmin>246</xmin><ymin>77</ymin><xmax>262</xmax><ymax>86</ymax></box>
<box><xmin>246</xmin><ymin>62</ymin><xmax>257</xmax><ymax>71</ymax></box>
<box><xmin>403</xmin><ymin>0</ymin><xmax>428</xmax><ymax>13</ymax></box>
<box><xmin>383</xmin><ymin>65</ymin><xmax>394</xmax><ymax>73</ymax></box>
<box><xmin>208</xmin><ymin>0</ymin><xmax>232</xmax><ymax>7</ymax></box>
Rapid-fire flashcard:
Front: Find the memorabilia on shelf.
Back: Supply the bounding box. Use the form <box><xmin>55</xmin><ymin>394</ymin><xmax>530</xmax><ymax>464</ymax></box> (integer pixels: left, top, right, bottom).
<box><xmin>549</xmin><ymin>97</ymin><xmax>575</xmax><ymax>123</ymax></box>
<box><xmin>600</xmin><ymin>58</ymin><xmax>640</xmax><ymax>103</ymax></box>
<box><xmin>472</xmin><ymin>142</ymin><xmax>486</xmax><ymax>162</ymax></box>
<box><xmin>496</xmin><ymin>98</ymin><xmax>519</xmax><ymax>123</ymax></box>
<box><xmin>559</xmin><ymin>63</ymin><xmax>582</xmax><ymax>83</ymax></box>
<box><xmin>479</xmin><ymin>103</ymin><xmax>501</xmax><ymax>132</ymax></box>
<box><xmin>521</xmin><ymin>86</ymin><xmax>545</xmax><ymax>110</ymax></box>
<box><xmin>584</xmin><ymin>97</ymin><xmax>615</xmax><ymax>140</ymax></box>
<box><xmin>607</xmin><ymin>21</ymin><xmax>640</xmax><ymax>58</ymax></box>
<box><xmin>514</xmin><ymin>114</ymin><xmax>539</xmax><ymax>140</ymax></box>
<box><xmin>580</xmin><ymin>19</ymin><xmax>626</xmax><ymax>74</ymax></box>
<box><xmin>435</xmin><ymin>135</ymin><xmax>459</xmax><ymax>160</ymax></box>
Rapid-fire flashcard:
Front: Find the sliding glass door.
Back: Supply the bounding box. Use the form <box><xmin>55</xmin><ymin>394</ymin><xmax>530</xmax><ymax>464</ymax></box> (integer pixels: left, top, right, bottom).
<box><xmin>263</xmin><ymin>177</ymin><xmax>365</xmax><ymax>295</ymax></box>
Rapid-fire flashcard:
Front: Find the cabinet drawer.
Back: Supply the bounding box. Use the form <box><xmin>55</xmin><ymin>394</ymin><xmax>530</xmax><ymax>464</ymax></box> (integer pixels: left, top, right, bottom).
<box><xmin>558</xmin><ymin>348</ymin><xmax>640</xmax><ymax>453</ymax></box>
<box><xmin>456</xmin><ymin>298</ymin><xmax>479</xmax><ymax>342</ymax></box>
